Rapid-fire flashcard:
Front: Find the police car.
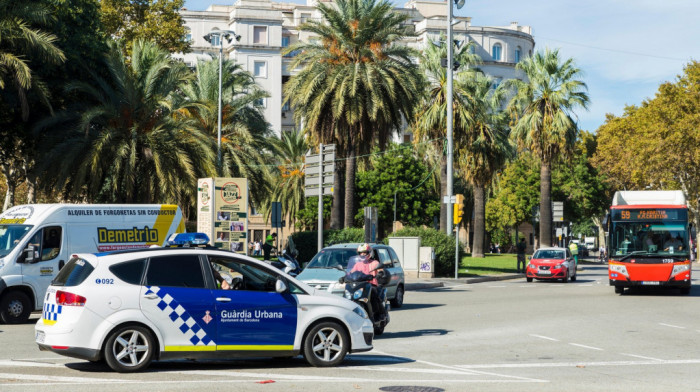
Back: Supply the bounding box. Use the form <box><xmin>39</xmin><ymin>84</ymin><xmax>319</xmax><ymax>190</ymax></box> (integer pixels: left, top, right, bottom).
<box><xmin>35</xmin><ymin>234</ymin><xmax>373</xmax><ymax>372</ymax></box>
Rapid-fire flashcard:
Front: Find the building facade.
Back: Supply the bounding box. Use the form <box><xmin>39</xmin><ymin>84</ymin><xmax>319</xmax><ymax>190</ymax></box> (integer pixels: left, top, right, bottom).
<box><xmin>176</xmin><ymin>0</ymin><xmax>535</xmax><ymax>138</ymax></box>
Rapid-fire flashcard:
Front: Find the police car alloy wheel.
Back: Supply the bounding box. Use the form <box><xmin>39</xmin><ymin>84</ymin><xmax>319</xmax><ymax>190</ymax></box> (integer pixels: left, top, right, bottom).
<box><xmin>104</xmin><ymin>325</ymin><xmax>156</xmax><ymax>373</ymax></box>
<box><xmin>303</xmin><ymin>321</ymin><xmax>349</xmax><ymax>367</ymax></box>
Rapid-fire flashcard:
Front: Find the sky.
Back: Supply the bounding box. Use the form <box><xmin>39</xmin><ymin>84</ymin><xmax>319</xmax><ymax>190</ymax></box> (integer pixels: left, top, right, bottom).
<box><xmin>183</xmin><ymin>0</ymin><xmax>699</xmax><ymax>133</ymax></box>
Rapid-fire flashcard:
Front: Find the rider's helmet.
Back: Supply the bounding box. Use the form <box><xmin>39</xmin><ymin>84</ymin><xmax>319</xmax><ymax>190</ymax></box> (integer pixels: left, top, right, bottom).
<box><xmin>357</xmin><ymin>243</ymin><xmax>371</xmax><ymax>255</ymax></box>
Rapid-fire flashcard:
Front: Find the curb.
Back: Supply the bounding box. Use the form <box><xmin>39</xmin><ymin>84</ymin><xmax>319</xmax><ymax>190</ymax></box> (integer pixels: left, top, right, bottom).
<box><xmin>405</xmin><ymin>282</ymin><xmax>445</xmax><ymax>291</ymax></box>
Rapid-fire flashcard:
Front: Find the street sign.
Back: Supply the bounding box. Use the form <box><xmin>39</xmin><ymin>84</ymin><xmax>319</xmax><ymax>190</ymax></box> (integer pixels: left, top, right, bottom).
<box><xmin>304</xmin><ymin>186</ymin><xmax>333</xmax><ymax>197</ymax></box>
<box><xmin>553</xmin><ymin>201</ymin><xmax>564</xmax><ymax>221</ymax></box>
<box><xmin>443</xmin><ymin>195</ymin><xmax>457</xmax><ymax>204</ymax></box>
<box><xmin>304</xmin><ymin>144</ymin><xmax>335</xmax><ymax>198</ymax></box>
<box><xmin>271</xmin><ymin>202</ymin><xmax>282</xmax><ymax>228</ymax></box>
<box><xmin>304</xmin><ymin>164</ymin><xmax>335</xmax><ymax>176</ymax></box>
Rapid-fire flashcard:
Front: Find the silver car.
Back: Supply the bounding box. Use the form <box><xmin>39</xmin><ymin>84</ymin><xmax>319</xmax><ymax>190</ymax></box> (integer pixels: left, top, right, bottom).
<box><xmin>297</xmin><ymin>243</ymin><xmax>405</xmax><ymax>308</ymax></box>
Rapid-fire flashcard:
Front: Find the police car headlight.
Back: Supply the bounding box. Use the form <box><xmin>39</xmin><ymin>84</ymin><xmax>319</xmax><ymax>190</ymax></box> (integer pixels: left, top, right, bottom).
<box><xmin>344</xmin><ymin>290</ymin><xmax>352</xmax><ymax>300</ymax></box>
<box><xmin>353</xmin><ymin>288</ymin><xmax>364</xmax><ymax>300</ymax></box>
<box><xmin>353</xmin><ymin>306</ymin><xmax>368</xmax><ymax>319</ymax></box>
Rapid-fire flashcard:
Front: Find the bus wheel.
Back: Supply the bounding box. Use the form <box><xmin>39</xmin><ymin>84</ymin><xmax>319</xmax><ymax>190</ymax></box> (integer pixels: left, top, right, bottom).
<box><xmin>680</xmin><ymin>287</ymin><xmax>691</xmax><ymax>295</ymax></box>
<box><xmin>614</xmin><ymin>286</ymin><xmax>624</xmax><ymax>295</ymax></box>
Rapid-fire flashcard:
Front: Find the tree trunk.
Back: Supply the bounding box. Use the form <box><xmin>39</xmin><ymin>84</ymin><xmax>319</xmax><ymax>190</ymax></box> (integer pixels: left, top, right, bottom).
<box><xmin>344</xmin><ymin>147</ymin><xmax>356</xmax><ymax>228</ymax></box>
<box><xmin>330</xmin><ymin>159</ymin><xmax>344</xmax><ymax>229</ymax></box>
<box><xmin>439</xmin><ymin>157</ymin><xmax>447</xmax><ymax>232</ymax></box>
<box><xmin>472</xmin><ymin>185</ymin><xmax>485</xmax><ymax>257</ymax></box>
<box><xmin>3</xmin><ymin>184</ymin><xmax>15</xmax><ymax>212</ymax></box>
<box><xmin>539</xmin><ymin>162</ymin><xmax>553</xmax><ymax>247</ymax></box>
<box><xmin>26</xmin><ymin>177</ymin><xmax>35</xmax><ymax>204</ymax></box>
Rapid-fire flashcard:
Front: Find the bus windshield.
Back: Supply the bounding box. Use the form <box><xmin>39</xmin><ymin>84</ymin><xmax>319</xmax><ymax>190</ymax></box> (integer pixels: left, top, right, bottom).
<box><xmin>610</xmin><ymin>220</ymin><xmax>689</xmax><ymax>257</ymax></box>
<box><xmin>0</xmin><ymin>224</ymin><xmax>32</xmax><ymax>258</ymax></box>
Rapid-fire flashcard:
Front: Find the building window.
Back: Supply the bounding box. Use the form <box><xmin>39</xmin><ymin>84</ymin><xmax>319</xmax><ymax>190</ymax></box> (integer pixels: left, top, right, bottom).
<box><xmin>254</xmin><ymin>98</ymin><xmax>266</xmax><ymax>108</ymax></box>
<box><xmin>515</xmin><ymin>46</ymin><xmax>521</xmax><ymax>63</ymax></box>
<box><xmin>282</xmin><ymin>101</ymin><xmax>290</xmax><ymax>112</ymax></box>
<box><xmin>253</xmin><ymin>26</ymin><xmax>267</xmax><ymax>45</ymax></box>
<box><xmin>254</xmin><ymin>61</ymin><xmax>267</xmax><ymax>78</ymax></box>
<box><xmin>210</xmin><ymin>34</ymin><xmax>220</xmax><ymax>47</ymax></box>
<box><xmin>282</xmin><ymin>36</ymin><xmax>290</xmax><ymax>48</ymax></box>
<box><xmin>492</xmin><ymin>43</ymin><xmax>502</xmax><ymax>61</ymax></box>
<box><xmin>301</xmin><ymin>13</ymin><xmax>311</xmax><ymax>24</ymax></box>
<box><xmin>184</xmin><ymin>28</ymin><xmax>192</xmax><ymax>43</ymax></box>
<box><xmin>468</xmin><ymin>43</ymin><xmax>475</xmax><ymax>54</ymax></box>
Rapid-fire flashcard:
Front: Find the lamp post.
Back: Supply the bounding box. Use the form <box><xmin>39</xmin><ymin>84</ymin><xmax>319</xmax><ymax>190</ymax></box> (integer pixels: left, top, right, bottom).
<box><xmin>203</xmin><ymin>29</ymin><xmax>241</xmax><ymax>172</ymax></box>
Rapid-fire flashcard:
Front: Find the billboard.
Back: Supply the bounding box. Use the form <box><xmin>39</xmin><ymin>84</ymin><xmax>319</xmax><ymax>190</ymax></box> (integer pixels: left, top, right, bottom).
<box><xmin>197</xmin><ymin>177</ymin><xmax>249</xmax><ymax>254</ymax></box>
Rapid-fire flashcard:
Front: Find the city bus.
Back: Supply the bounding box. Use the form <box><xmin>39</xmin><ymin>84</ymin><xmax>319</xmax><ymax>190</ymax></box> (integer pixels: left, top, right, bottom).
<box><xmin>607</xmin><ymin>190</ymin><xmax>691</xmax><ymax>295</ymax></box>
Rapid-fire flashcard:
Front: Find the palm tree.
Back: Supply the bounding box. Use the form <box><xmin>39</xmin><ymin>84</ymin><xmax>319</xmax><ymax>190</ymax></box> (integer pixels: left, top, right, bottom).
<box><xmin>0</xmin><ymin>0</ymin><xmax>65</xmax><ymax>209</ymax></box>
<box><xmin>178</xmin><ymin>58</ymin><xmax>274</xmax><ymax>205</ymax></box>
<box><xmin>456</xmin><ymin>73</ymin><xmax>512</xmax><ymax>257</ymax></box>
<box><xmin>37</xmin><ymin>39</ymin><xmax>213</xmax><ymax>207</ymax></box>
<box><xmin>284</xmin><ymin>0</ymin><xmax>423</xmax><ymax>228</ymax></box>
<box><xmin>507</xmin><ymin>48</ymin><xmax>589</xmax><ymax>247</ymax></box>
<box><xmin>263</xmin><ymin>129</ymin><xmax>308</xmax><ymax>228</ymax></box>
<box><xmin>412</xmin><ymin>37</ymin><xmax>481</xmax><ymax>232</ymax></box>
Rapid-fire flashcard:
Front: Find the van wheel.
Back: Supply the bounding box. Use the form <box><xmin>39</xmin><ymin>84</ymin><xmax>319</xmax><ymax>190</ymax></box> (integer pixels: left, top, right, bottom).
<box><xmin>303</xmin><ymin>321</ymin><xmax>349</xmax><ymax>367</ymax></box>
<box><xmin>390</xmin><ymin>285</ymin><xmax>404</xmax><ymax>308</ymax></box>
<box><xmin>104</xmin><ymin>325</ymin><xmax>155</xmax><ymax>372</ymax></box>
<box><xmin>0</xmin><ymin>291</ymin><xmax>31</xmax><ymax>324</ymax></box>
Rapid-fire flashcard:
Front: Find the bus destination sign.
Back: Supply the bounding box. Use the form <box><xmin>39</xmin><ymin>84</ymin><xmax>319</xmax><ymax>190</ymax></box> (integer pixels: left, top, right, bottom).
<box><xmin>612</xmin><ymin>208</ymin><xmax>686</xmax><ymax>221</ymax></box>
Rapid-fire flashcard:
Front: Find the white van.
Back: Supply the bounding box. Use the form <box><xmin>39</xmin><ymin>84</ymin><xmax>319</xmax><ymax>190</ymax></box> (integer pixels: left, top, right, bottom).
<box><xmin>0</xmin><ymin>204</ymin><xmax>185</xmax><ymax>324</ymax></box>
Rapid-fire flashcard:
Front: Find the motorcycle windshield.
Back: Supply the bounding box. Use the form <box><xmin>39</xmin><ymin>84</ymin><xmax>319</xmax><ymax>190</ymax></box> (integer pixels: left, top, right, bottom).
<box><xmin>346</xmin><ymin>255</ymin><xmax>362</xmax><ymax>273</ymax></box>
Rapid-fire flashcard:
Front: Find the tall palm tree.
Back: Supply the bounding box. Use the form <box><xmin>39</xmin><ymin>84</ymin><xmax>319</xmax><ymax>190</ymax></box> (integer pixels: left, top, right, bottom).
<box><xmin>412</xmin><ymin>37</ymin><xmax>481</xmax><ymax>232</ymax></box>
<box><xmin>507</xmin><ymin>48</ymin><xmax>589</xmax><ymax>247</ymax></box>
<box><xmin>456</xmin><ymin>73</ymin><xmax>512</xmax><ymax>257</ymax></box>
<box><xmin>263</xmin><ymin>129</ymin><xmax>308</xmax><ymax>228</ymax></box>
<box><xmin>284</xmin><ymin>0</ymin><xmax>423</xmax><ymax>228</ymax></box>
<box><xmin>178</xmin><ymin>58</ymin><xmax>274</xmax><ymax>205</ymax></box>
<box><xmin>0</xmin><ymin>0</ymin><xmax>65</xmax><ymax>210</ymax></box>
<box><xmin>37</xmin><ymin>39</ymin><xmax>213</xmax><ymax>207</ymax></box>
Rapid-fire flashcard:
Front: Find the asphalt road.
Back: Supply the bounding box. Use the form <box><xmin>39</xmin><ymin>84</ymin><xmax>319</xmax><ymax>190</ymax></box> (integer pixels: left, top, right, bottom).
<box><xmin>3</xmin><ymin>263</ymin><xmax>700</xmax><ymax>392</ymax></box>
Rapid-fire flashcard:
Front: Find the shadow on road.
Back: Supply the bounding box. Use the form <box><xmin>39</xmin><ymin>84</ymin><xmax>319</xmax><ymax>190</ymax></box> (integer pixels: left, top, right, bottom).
<box><xmin>376</xmin><ymin>328</ymin><xmax>450</xmax><ymax>340</ymax></box>
<box><xmin>619</xmin><ymin>286</ymin><xmax>700</xmax><ymax>297</ymax></box>
<box><xmin>392</xmin><ymin>302</ymin><xmax>444</xmax><ymax>311</ymax></box>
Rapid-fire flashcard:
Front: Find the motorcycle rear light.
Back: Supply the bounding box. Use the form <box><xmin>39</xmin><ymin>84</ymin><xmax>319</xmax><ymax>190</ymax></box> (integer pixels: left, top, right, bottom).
<box><xmin>56</xmin><ymin>290</ymin><xmax>86</xmax><ymax>306</ymax></box>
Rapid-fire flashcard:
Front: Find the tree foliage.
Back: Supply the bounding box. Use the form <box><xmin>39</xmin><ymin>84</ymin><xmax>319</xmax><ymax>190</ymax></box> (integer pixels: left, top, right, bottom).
<box><xmin>100</xmin><ymin>0</ymin><xmax>189</xmax><ymax>56</ymax></box>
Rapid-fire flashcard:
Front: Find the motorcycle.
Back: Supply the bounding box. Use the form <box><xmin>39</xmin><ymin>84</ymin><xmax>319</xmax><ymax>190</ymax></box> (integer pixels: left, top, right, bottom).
<box><xmin>340</xmin><ymin>256</ymin><xmax>391</xmax><ymax>335</ymax></box>
<box><xmin>269</xmin><ymin>236</ymin><xmax>302</xmax><ymax>276</ymax></box>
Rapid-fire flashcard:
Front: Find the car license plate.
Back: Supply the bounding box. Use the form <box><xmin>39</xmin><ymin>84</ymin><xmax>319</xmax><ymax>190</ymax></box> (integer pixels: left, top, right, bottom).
<box><xmin>642</xmin><ymin>281</ymin><xmax>660</xmax><ymax>285</ymax></box>
<box><xmin>539</xmin><ymin>270</ymin><xmax>551</xmax><ymax>275</ymax></box>
<box><xmin>35</xmin><ymin>331</ymin><xmax>45</xmax><ymax>343</ymax></box>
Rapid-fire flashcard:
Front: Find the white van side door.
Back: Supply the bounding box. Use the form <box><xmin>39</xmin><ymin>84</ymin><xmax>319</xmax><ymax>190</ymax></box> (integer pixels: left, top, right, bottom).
<box><xmin>20</xmin><ymin>226</ymin><xmax>65</xmax><ymax>309</ymax></box>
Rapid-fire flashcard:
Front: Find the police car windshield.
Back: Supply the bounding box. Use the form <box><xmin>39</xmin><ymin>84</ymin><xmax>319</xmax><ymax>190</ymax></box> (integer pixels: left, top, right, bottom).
<box><xmin>0</xmin><ymin>224</ymin><xmax>32</xmax><ymax>257</ymax></box>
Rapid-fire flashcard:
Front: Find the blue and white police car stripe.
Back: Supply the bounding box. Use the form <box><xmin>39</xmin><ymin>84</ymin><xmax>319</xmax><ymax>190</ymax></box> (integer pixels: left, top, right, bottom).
<box><xmin>42</xmin><ymin>303</ymin><xmax>62</xmax><ymax>325</ymax></box>
<box><xmin>146</xmin><ymin>286</ymin><xmax>216</xmax><ymax>347</ymax></box>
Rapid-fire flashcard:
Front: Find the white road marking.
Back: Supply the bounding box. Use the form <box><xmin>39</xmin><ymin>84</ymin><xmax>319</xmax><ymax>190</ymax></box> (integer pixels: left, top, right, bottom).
<box><xmin>0</xmin><ymin>373</ymin><xmax>127</xmax><ymax>383</ymax></box>
<box><xmin>620</xmin><ymin>353</ymin><xmax>664</xmax><ymax>361</ymax></box>
<box><xmin>529</xmin><ymin>334</ymin><xmax>559</xmax><ymax>342</ymax></box>
<box><xmin>0</xmin><ymin>360</ymin><xmax>63</xmax><ymax>368</ymax></box>
<box><xmin>659</xmin><ymin>323</ymin><xmax>685</xmax><ymax>329</ymax></box>
<box><xmin>488</xmin><ymin>285</ymin><xmax>506</xmax><ymax>288</ymax></box>
<box><xmin>413</xmin><ymin>359</ymin><xmax>546</xmax><ymax>382</ymax></box>
<box><xmin>457</xmin><ymin>358</ymin><xmax>700</xmax><ymax>369</ymax></box>
<box><xmin>569</xmin><ymin>343</ymin><xmax>604</xmax><ymax>351</ymax></box>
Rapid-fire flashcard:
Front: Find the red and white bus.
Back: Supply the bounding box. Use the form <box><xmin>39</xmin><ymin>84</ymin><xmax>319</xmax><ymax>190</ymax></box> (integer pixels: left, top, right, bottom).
<box><xmin>607</xmin><ymin>190</ymin><xmax>691</xmax><ymax>295</ymax></box>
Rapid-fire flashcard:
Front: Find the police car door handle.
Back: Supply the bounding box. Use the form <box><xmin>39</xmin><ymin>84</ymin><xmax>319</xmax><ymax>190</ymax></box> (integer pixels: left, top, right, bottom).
<box><xmin>216</xmin><ymin>297</ymin><xmax>232</xmax><ymax>302</ymax></box>
<box><xmin>144</xmin><ymin>293</ymin><xmax>159</xmax><ymax>300</ymax></box>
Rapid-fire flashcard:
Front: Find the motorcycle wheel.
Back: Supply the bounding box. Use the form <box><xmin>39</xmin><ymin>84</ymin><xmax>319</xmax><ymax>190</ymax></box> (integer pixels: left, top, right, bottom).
<box><xmin>373</xmin><ymin>325</ymin><xmax>385</xmax><ymax>336</ymax></box>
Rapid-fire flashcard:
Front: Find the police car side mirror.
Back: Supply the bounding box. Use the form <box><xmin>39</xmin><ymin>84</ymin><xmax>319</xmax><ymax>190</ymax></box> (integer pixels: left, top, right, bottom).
<box><xmin>275</xmin><ymin>279</ymin><xmax>288</xmax><ymax>294</ymax></box>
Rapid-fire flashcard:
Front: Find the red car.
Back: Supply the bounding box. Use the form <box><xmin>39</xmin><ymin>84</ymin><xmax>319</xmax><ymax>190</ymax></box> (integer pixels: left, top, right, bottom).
<box><xmin>526</xmin><ymin>247</ymin><xmax>577</xmax><ymax>283</ymax></box>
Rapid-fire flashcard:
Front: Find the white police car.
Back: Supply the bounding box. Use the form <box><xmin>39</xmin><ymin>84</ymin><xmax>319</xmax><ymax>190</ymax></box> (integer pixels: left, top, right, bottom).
<box><xmin>35</xmin><ymin>235</ymin><xmax>373</xmax><ymax>372</ymax></box>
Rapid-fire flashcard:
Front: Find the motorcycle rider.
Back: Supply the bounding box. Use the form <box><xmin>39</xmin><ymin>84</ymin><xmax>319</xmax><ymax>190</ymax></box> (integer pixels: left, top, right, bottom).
<box><xmin>349</xmin><ymin>243</ymin><xmax>387</xmax><ymax>321</ymax></box>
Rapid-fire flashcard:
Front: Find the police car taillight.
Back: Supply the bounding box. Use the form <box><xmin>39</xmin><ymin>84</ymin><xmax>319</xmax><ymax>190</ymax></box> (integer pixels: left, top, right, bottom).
<box><xmin>56</xmin><ymin>290</ymin><xmax>86</xmax><ymax>306</ymax></box>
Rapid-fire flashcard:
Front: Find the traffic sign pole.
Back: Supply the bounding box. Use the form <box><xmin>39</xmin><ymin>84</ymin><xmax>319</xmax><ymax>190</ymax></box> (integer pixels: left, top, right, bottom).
<box><xmin>317</xmin><ymin>143</ymin><xmax>323</xmax><ymax>252</ymax></box>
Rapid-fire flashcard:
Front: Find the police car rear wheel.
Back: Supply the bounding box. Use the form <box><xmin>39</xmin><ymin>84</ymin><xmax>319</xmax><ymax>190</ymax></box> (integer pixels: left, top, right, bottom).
<box><xmin>104</xmin><ymin>325</ymin><xmax>155</xmax><ymax>372</ymax></box>
<box><xmin>0</xmin><ymin>291</ymin><xmax>31</xmax><ymax>324</ymax></box>
<box><xmin>303</xmin><ymin>322</ymin><xmax>349</xmax><ymax>367</ymax></box>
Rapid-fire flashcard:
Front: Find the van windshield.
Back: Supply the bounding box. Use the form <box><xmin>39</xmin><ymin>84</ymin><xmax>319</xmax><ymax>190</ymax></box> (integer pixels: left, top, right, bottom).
<box><xmin>0</xmin><ymin>225</ymin><xmax>32</xmax><ymax>257</ymax></box>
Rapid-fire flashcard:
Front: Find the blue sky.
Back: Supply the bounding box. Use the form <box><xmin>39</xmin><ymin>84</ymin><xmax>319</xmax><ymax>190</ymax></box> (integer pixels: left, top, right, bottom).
<box><xmin>183</xmin><ymin>0</ymin><xmax>698</xmax><ymax>132</ymax></box>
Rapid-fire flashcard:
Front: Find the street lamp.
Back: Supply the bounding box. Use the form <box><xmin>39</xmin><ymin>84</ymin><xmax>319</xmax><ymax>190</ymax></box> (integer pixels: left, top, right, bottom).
<box><xmin>203</xmin><ymin>29</ymin><xmax>241</xmax><ymax>172</ymax></box>
<box><xmin>446</xmin><ymin>0</ymin><xmax>465</xmax><ymax>237</ymax></box>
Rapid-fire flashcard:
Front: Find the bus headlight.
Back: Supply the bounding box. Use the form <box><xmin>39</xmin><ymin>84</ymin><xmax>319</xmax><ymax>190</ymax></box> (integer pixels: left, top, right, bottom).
<box><xmin>672</xmin><ymin>264</ymin><xmax>690</xmax><ymax>276</ymax></box>
<box><xmin>609</xmin><ymin>264</ymin><xmax>629</xmax><ymax>277</ymax></box>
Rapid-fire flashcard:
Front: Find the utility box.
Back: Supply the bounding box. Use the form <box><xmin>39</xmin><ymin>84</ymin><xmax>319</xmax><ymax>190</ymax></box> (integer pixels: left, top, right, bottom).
<box><xmin>388</xmin><ymin>237</ymin><xmax>420</xmax><ymax>277</ymax></box>
<box><xmin>419</xmin><ymin>246</ymin><xmax>435</xmax><ymax>278</ymax></box>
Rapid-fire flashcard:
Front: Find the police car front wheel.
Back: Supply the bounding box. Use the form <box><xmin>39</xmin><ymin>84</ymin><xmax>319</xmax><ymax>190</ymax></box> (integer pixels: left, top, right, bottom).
<box><xmin>104</xmin><ymin>325</ymin><xmax>156</xmax><ymax>372</ymax></box>
<box><xmin>303</xmin><ymin>321</ymin><xmax>349</xmax><ymax>367</ymax></box>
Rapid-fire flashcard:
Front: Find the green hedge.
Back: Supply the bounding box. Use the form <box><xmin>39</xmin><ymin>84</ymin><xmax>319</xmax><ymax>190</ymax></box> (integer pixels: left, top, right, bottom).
<box><xmin>291</xmin><ymin>228</ymin><xmax>366</xmax><ymax>264</ymax></box>
<box><xmin>387</xmin><ymin>227</ymin><xmax>464</xmax><ymax>277</ymax></box>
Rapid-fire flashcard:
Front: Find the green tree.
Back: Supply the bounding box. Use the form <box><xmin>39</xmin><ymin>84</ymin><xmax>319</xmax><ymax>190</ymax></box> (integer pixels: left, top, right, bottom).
<box><xmin>0</xmin><ymin>0</ymin><xmax>65</xmax><ymax>209</ymax></box>
<box><xmin>100</xmin><ymin>0</ymin><xmax>190</xmax><ymax>56</ymax></box>
<box><xmin>264</xmin><ymin>129</ymin><xmax>308</xmax><ymax>229</ymax></box>
<box><xmin>412</xmin><ymin>37</ymin><xmax>481</xmax><ymax>232</ymax></box>
<box><xmin>178</xmin><ymin>58</ymin><xmax>273</xmax><ymax>205</ymax></box>
<box><xmin>355</xmin><ymin>145</ymin><xmax>440</xmax><ymax>237</ymax></box>
<box><xmin>284</xmin><ymin>0</ymin><xmax>423</xmax><ymax>229</ymax></box>
<box><xmin>37</xmin><ymin>40</ymin><xmax>212</xmax><ymax>208</ymax></box>
<box><xmin>456</xmin><ymin>73</ymin><xmax>512</xmax><ymax>257</ymax></box>
<box><xmin>507</xmin><ymin>48</ymin><xmax>589</xmax><ymax>247</ymax></box>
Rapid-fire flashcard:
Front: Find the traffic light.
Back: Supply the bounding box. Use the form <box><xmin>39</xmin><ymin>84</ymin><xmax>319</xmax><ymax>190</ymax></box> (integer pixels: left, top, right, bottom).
<box><xmin>454</xmin><ymin>194</ymin><xmax>465</xmax><ymax>225</ymax></box>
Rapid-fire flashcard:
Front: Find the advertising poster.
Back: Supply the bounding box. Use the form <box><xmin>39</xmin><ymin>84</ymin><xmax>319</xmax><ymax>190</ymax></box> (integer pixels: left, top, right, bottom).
<box><xmin>213</xmin><ymin>178</ymin><xmax>248</xmax><ymax>254</ymax></box>
<box><xmin>197</xmin><ymin>178</ymin><xmax>215</xmax><ymax>238</ymax></box>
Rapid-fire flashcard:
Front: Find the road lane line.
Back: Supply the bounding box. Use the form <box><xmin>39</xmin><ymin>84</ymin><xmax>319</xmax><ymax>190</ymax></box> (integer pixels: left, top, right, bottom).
<box><xmin>488</xmin><ymin>285</ymin><xmax>506</xmax><ymax>288</ymax></box>
<box><xmin>0</xmin><ymin>360</ymin><xmax>63</xmax><ymax>368</ymax></box>
<box><xmin>413</xmin><ymin>359</ymin><xmax>546</xmax><ymax>382</ymax></box>
<box><xmin>659</xmin><ymin>323</ymin><xmax>685</xmax><ymax>329</ymax></box>
<box><xmin>569</xmin><ymin>343</ymin><xmax>604</xmax><ymax>351</ymax></box>
<box><xmin>0</xmin><ymin>373</ymin><xmax>127</xmax><ymax>383</ymax></box>
<box><xmin>456</xmin><ymin>358</ymin><xmax>700</xmax><ymax>369</ymax></box>
<box><xmin>529</xmin><ymin>334</ymin><xmax>559</xmax><ymax>341</ymax></box>
<box><xmin>620</xmin><ymin>353</ymin><xmax>664</xmax><ymax>361</ymax></box>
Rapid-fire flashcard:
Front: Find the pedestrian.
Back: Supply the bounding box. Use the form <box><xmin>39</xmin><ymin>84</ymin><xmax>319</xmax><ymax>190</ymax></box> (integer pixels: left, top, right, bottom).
<box><xmin>516</xmin><ymin>237</ymin><xmax>527</xmax><ymax>273</ymax></box>
<box><xmin>262</xmin><ymin>232</ymin><xmax>277</xmax><ymax>260</ymax></box>
<box><xmin>254</xmin><ymin>240</ymin><xmax>261</xmax><ymax>256</ymax></box>
<box><xmin>569</xmin><ymin>241</ymin><xmax>579</xmax><ymax>266</ymax></box>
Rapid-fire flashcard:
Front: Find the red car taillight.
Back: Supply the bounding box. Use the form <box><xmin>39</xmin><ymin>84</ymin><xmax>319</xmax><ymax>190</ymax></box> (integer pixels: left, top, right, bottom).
<box><xmin>56</xmin><ymin>290</ymin><xmax>86</xmax><ymax>306</ymax></box>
